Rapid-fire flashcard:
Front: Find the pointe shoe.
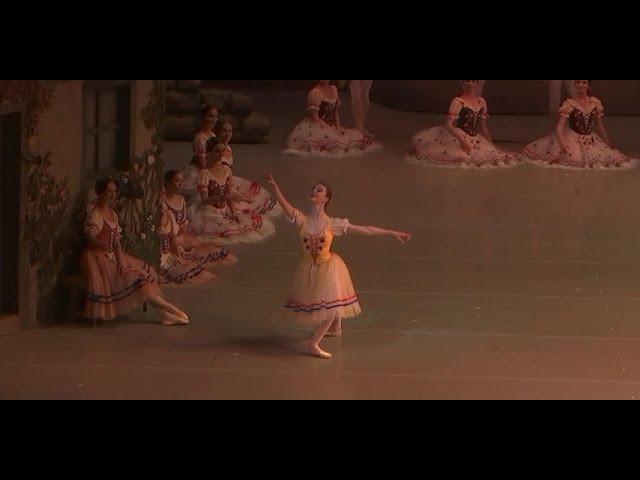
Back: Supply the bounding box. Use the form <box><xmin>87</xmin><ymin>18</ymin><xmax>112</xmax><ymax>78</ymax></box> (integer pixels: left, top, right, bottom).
<box><xmin>308</xmin><ymin>343</ymin><xmax>333</xmax><ymax>360</ymax></box>
<box><xmin>160</xmin><ymin>312</ymin><xmax>189</xmax><ymax>326</ymax></box>
<box><xmin>174</xmin><ymin>309</ymin><xmax>189</xmax><ymax>322</ymax></box>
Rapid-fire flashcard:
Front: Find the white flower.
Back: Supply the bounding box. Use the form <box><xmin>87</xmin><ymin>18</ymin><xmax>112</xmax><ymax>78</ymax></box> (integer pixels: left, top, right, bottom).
<box><xmin>147</xmin><ymin>155</ymin><xmax>155</xmax><ymax>166</ymax></box>
<box><xmin>140</xmin><ymin>233</ymin><xmax>146</xmax><ymax>240</ymax></box>
<box><xmin>150</xmin><ymin>225</ymin><xmax>156</xmax><ymax>232</ymax></box>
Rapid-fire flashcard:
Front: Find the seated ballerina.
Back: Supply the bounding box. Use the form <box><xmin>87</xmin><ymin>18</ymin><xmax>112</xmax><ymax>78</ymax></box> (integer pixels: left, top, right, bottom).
<box><xmin>522</xmin><ymin>80</ymin><xmax>638</xmax><ymax>169</ymax></box>
<box><xmin>214</xmin><ymin>120</ymin><xmax>280</xmax><ymax>219</ymax></box>
<box><xmin>159</xmin><ymin>170</ymin><xmax>237</xmax><ymax>286</ymax></box>
<box><xmin>284</xmin><ymin>80</ymin><xmax>381</xmax><ymax>157</ymax></box>
<box><xmin>406</xmin><ymin>80</ymin><xmax>519</xmax><ymax>168</ymax></box>
<box><xmin>82</xmin><ymin>178</ymin><xmax>189</xmax><ymax>326</ymax></box>
<box><xmin>183</xmin><ymin>104</ymin><xmax>219</xmax><ymax>203</ymax></box>
<box><xmin>187</xmin><ymin>138</ymin><xmax>278</xmax><ymax>244</ymax></box>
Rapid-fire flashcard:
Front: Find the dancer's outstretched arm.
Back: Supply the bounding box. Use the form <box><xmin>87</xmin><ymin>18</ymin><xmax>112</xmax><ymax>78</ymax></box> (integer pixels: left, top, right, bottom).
<box><xmin>348</xmin><ymin>224</ymin><xmax>412</xmax><ymax>244</ymax></box>
<box><xmin>265</xmin><ymin>172</ymin><xmax>296</xmax><ymax>220</ymax></box>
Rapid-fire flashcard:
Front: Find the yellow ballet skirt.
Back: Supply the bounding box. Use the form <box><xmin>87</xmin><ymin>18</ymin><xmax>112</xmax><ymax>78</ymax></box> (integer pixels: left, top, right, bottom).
<box><xmin>285</xmin><ymin>210</ymin><xmax>362</xmax><ymax>326</ymax></box>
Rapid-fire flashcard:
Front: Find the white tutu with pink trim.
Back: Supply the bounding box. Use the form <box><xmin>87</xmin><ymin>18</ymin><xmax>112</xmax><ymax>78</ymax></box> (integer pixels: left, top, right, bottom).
<box><xmin>523</xmin><ymin>97</ymin><xmax>639</xmax><ymax>170</ymax></box>
<box><xmin>284</xmin><ymin>118</ymin><xmax>381</xmax><ymax>158</ymax></box>
<box><xmin>406</xmin><ymin>126</ymin><xmax>520</xmax><ymax>169</ymax></box>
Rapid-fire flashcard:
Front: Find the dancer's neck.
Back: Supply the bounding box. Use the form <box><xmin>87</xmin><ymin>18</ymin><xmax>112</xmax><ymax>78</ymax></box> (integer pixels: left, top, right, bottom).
<box><xmin>309</xmin><ymin>204</ymin><xmax>327</xmax><ymax>220</ymax></box>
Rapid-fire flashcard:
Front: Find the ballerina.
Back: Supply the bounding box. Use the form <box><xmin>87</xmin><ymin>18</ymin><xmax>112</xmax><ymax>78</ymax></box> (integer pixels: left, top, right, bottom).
<box><xmin>522</xmin><ymin>80</ymin><xmax>638</xmax><ymax>169</ymax></box>
<box><xmin>188</xmin><ymin>138</ymin><xmax>279</xmax><ymax>244</ymax></box>
<box><xmin>284</xmin><ymin>80</ymin><xmax>381</xmax><ymax>157</ymax></box>
<box><xmin>213</xmin><ymin>120</ymin><xmax>281</xmax><ymax>220</ymax></box>
<box><xmin>265</xmin><ymin>172</ymin><xmax>412</xmax><ymax>360</ymax></box>
<box><xmin>406</xmin><ymin>80</ymin><xmax>519</xmax><ymax>168</ymax></box>
<box><xmin>183</xmin><ymin>104</ymin><xmax>219</xmax><ymax>202</ymax></box>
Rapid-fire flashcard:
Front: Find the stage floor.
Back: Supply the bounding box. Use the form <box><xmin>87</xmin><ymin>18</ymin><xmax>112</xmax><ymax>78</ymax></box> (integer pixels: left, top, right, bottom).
<box><xmin>3</xmin><ymin>92</ymin><xmax>640</xmax><ymax>399</ymax></box>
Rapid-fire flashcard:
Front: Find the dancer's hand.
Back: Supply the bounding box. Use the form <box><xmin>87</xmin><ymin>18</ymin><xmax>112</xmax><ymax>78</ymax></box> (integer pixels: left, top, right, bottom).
<box><xmin>117</xmin><ymin>260</ymin><xmax>127</xmax><ymax>278</ymax></box>
<box><xmin>265</xmin><ymin>171</ymin><xmax>277</xmax><ymax>189</ymax></box>
<box><xmin>559</xmin><ymin>143</ymin><xmax>569</xmax><ymax>155</ymax></box>
<box><xmin>392</xmin><ymin>231</ymin><xmax>412</xmax><ymax>244</ymax></box>
<box><xmin>171</xmin><ymin>238</ymin><xmax>185</xmax><ymax>257</ymax></box>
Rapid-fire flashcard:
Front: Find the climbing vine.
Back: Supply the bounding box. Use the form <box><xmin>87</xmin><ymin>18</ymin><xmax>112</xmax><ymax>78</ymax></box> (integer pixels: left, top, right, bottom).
<box><xmin>115</xmin><ymin>80</ymin><xmax>166</xmax><ymax>265</ymax></box>
<box><xmin>0</xmin><ymin>80</ymin><xmax>69</xmax><ymax>296</ymax></box>
<box><xmin>23</xmin><ymin>153</ymin><xmax>71</xmax><ymax>295</ymax></box>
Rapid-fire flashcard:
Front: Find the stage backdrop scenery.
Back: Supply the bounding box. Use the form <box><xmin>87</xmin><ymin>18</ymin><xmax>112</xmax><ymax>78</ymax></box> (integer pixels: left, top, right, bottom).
<box><xmin>207</xmin><ymin>80</ymin><xmax>640</xmax><ymax>115</ymax></box>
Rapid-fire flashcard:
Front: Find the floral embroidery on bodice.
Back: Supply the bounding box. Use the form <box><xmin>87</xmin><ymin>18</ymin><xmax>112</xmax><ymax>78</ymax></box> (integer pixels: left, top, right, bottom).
<box><xmin>301</xmin><ymin>223</ymin><xmax>334</xmax><ymax>265</ymax></box>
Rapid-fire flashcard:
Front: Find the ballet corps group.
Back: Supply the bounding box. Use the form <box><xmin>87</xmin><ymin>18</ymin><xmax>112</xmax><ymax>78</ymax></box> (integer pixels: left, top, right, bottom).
<box><xmin>82</xmin><ymin>80</ymin><xmax>636</xmax><ymax>359</ymax></box>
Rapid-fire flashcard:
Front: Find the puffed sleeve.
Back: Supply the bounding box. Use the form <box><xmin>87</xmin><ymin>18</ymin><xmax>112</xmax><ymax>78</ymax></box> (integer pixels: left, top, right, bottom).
<box><xmin>158</xmin><ymin>200</ymin><xmax>179</xmax><ymax>236</ymax></box>
<box><xmin>559</xmin><ymin>99</ymin><xmax>573</xmax><ymax>119</ymax></box>
<box><xmin>592</xmin><ymin>97</ymin><xmax>605</xmax><ymax>118</ymax></box>
<box><xmin>447</xmin><ymin>98</ymin><xmax>465</xmax><ymax>121</ymax></box>
<box><xmin>307</xmin><ymin>89</ymin><xmax>322</xmax><ymax>111</ymax></box>
<box><xmin>289</xmin><ymin>208</ymin><xmax>306</xmax><ymax>230</ymax></box>
<box><xmin>196</xmin><ymin>169</ymin><xmax>210</xmax><ymax>194</ymax></box>
<box><xmin>330</xmin><ymin>218</ymin><xmax>350</xmax><ymax>237</ymax></box>
<box><xmin>84</xmin><ymin>206</ymin><xmax>102</xmax><ymax>238</ymax></box>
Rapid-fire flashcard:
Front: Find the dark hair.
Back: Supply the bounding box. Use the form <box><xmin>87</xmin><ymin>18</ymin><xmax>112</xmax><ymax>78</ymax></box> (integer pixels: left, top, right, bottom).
<box><xmin>95</xmin><ymin>177</ymin><xmax>117</xmax><ymax>195</ymax></box>
<box><xmin>214</xmin><ymin>120</ymin><xmax>233</xmax><ymax>136</ymax></box>
<box><xmin>200</xmin><ymin>104</ymin><xmax>219</xmax><ymax>121</ymax></box>
<box><xmin>319</xmin><ymin>183</ymin><xmax>333</xmax><ymax>207</ymax></box>
<box><xmin>205</xmin><ymin>136</ymin><xmax>226</xmax><ymax>154</ymax></box>
<box><xmin>164</xmin><ymin>170</ymin><xmax>181</xmax><ymax>185</ymax></box>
